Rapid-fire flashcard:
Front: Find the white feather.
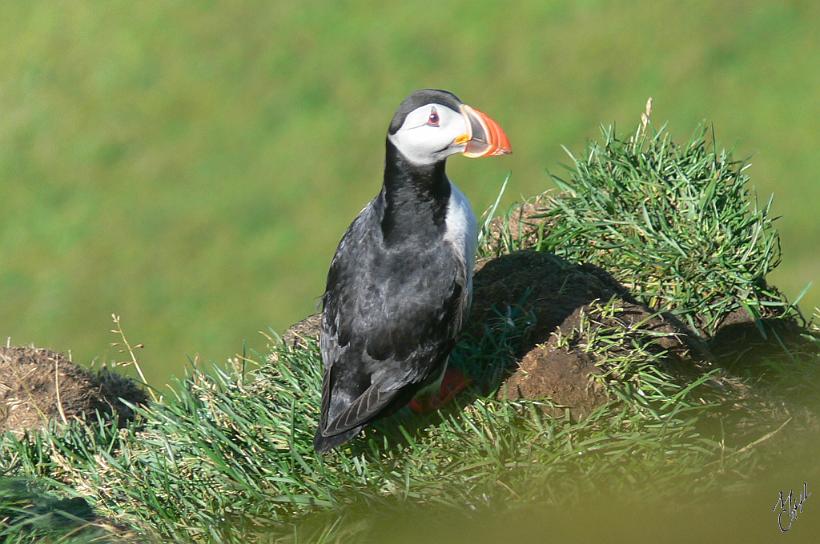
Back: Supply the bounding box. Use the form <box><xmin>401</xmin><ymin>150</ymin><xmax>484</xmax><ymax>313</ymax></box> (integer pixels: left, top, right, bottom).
<box><xmin>444</xmin><ymin>180</ymin><xmax>478</xmax><ymax>296</ymax></box>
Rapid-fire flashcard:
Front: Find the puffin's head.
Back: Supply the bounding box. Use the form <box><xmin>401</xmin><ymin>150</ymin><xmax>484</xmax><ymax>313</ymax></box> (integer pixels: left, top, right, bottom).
<box><xmin>387</xmin><ymin>89</ymin><xmax>511</xmax><ymax>166</ymax></box>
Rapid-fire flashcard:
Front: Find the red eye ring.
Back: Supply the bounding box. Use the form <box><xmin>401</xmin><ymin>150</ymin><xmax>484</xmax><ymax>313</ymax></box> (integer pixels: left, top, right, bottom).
<box><xmin>427</xmin><ymin>108</ymin><xmax>440</xmax><ymax>127</ymax></box>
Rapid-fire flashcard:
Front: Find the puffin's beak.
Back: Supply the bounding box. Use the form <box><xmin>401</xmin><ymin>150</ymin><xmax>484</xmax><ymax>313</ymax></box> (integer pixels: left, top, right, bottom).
<box><xmin>456</xmin><ymin>104</ymin><xmax>512</xmax><ymax>158</ymax></box>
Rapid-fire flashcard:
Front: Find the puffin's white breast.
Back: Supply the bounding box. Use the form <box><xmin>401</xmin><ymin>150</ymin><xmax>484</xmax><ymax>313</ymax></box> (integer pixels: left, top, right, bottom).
<box><xmin>443</xmin><ymin>180</ymin><xmax>478</xmax><ymax>294</ymax></box>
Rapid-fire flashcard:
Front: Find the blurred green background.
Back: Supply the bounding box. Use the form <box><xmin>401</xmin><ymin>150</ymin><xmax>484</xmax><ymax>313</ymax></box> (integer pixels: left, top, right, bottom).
<box><xmin>1</xmin><ymin>1</ymin><xmax>817</xmax><ymax>385</ymax></box>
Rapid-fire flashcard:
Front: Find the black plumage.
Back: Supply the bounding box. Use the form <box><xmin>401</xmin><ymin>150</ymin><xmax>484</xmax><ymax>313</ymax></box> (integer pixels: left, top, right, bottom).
<box><xmin>314</xmin><ymin>90</ymin><xmax>473</xmax><ymax>452</ymax></box>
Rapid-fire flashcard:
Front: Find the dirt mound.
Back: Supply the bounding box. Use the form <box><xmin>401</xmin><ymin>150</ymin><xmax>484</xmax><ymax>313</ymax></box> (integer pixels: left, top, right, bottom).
<box><xmin>501</xmin><ymin>342</ymin><xmax>607</xmax><ymax>419</ymax></box>
<box><xmin>0</xmin><ymin>346</ymin><xmax>147</xmax><ymax>434</ymax></box>
<box><xmin>497</xmin><ymin>300</ymin><xmax>695</xmax><ymax>417</ymax></box>
<box><xmin>470</xmin><ymin>252</ymin><xmax>696</xmax><ymax>418</ymax></box>
<box><xmin>467</xmin><ymin>251</ymin><xmax>690</xmax><ymax>353</ymax></box>
<box><xmin>708</xmin><ymin>307</ymin><xmax>807</xmax><ymax>365</ymax></box>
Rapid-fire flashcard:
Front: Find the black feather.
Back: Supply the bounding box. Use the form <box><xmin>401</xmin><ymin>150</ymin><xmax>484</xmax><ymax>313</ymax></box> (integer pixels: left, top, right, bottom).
<box><xmin>313</xmin><ymin>425</ymin><xmax>363</xmax><ymax>453</ymax></box>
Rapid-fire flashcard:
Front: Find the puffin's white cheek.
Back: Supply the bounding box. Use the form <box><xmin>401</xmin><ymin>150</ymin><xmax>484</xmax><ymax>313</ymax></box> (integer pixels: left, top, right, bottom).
<box><xmin>389</xmin><ymin>128</ymin><xmax>450</xmax><ymax>166</ymax></box>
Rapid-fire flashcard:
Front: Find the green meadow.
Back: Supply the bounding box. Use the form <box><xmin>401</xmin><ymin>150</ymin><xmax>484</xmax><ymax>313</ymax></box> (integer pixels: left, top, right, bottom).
<box><xmin>1</xmin><ymin>1</ymin><xmax>818</xmax><ymax>384</ymax></box>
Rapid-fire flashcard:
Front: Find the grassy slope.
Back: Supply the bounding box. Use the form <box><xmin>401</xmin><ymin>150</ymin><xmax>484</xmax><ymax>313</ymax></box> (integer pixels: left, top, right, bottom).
<box><xmin>0</xmin><ymin>1</ymin><xmax>818</xmax><ymax>383</ymax></box>
<box><xmin>1</xmin><ymin>122</ymin><xmax>817</xmax><ymax>543</ymax></box>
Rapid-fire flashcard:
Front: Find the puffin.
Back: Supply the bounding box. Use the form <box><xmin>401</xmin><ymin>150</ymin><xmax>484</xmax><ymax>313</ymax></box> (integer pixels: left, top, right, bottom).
<box><xmin>314</xmin><ymin>89</ymin><xmax>511</xmax><ymax>453</ymax></box>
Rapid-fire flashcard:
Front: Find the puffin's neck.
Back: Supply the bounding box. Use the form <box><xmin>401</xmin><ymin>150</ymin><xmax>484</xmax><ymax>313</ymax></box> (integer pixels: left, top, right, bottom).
<box><xmin>380</xmin><ymin>140</ymin><xmax>451</xmax><ymax>244</ymax></box>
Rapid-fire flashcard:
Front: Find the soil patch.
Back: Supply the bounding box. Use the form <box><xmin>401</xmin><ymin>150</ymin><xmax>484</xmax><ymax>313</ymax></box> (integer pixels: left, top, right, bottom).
<box><xmin>466</xmin><ymin>251</ymin><xmax>694</xmax><ymax>357</ymax></box>
<box><xmin>500</xmin><ymin>342</ymin><xmax>607</xmax><ymax>419</ymax></box>
<box><xmin>0</xmin><ymin>346</ymin><xmax>147</xmax><ymax>434</ymax></box>
<box><xmin>497</xmin><ymin>300</ymin><xmax>692</xmax><ymax>419</ymax></box>
<box><xmin>708</xmin><ymin>307</ymin><xmax>807</xmax><ymax>366</ymax></box>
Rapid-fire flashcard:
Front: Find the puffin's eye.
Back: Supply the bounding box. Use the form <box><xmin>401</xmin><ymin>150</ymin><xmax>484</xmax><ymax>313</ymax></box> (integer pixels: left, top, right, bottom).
<box><xmin>427</xmin><ymin>108</ymin><xmax>440</xmax><ymax>127</ymax></box>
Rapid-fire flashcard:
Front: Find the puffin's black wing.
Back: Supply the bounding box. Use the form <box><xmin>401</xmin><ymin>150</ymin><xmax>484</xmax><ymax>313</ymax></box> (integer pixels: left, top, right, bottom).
<box><xmin>320</xmin><ymin>381</ymin><xmax>399</xmax><ymax>436</ymax></box>
<box><xmin>314</xmin><ymin>200</ymin><xmax>469</xmax><ymax>452</ymax></box>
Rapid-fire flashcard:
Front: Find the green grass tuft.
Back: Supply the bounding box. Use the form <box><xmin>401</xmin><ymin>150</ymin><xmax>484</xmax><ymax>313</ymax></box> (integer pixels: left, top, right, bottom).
<box><xmin>534</xmin><ymin>123</ymin><xmax>787</xmax><ymax>336</ymax></box>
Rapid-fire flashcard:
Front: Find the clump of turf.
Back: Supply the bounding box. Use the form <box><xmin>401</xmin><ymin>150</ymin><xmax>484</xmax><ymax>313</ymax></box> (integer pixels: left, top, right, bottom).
<box><xmin>484</xmin><ymin>123</ymin><xmax>793</xmax><ymax>338</ymax></box>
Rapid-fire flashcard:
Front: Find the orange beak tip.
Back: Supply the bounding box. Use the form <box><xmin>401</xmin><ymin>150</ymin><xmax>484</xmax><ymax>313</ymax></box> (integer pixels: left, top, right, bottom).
<box><xmin>461</xmin><ymin>104</ymin><xmax>512</xmax><ymax>158</ymax></box>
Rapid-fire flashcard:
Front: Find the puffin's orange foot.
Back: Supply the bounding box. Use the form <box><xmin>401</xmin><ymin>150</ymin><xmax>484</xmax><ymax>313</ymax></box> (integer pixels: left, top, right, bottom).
<box><xmin>409</xmin><ymin>368</ymin><xmax>471</xmax><ymax>414</ymax></box>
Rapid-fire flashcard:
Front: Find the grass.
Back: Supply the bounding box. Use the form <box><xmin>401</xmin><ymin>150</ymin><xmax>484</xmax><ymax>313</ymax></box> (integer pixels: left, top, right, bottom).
<box><xmin>0</xmin><ymin>479</ymin><xmax>112</xmax><ymax>543</ymax></box>
<box><xmin>538</xmin><ymin>122</ymin><xmax>786</xmax><ymax>336</ymax></box>
<box><xmin>1</xmin><ymin>120</ymin><xmax>817</xmax><ymax>542</ymax></box>
<box><xmin>0</xmin><ymin>2</ymin><xmax>818</xmax><ymax>383</ymax></box>
<box><xmin>0</xmin><ymin>339</ymin><xmax>747</xmax><ymax>542</ymax></box>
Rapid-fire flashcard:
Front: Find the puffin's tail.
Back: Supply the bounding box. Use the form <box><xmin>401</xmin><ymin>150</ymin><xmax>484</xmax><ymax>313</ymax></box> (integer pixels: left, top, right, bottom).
<box><xmin>313</xmin><ymin>425</ymin><xmax>363</xmax><ymax>453</ymax></box>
